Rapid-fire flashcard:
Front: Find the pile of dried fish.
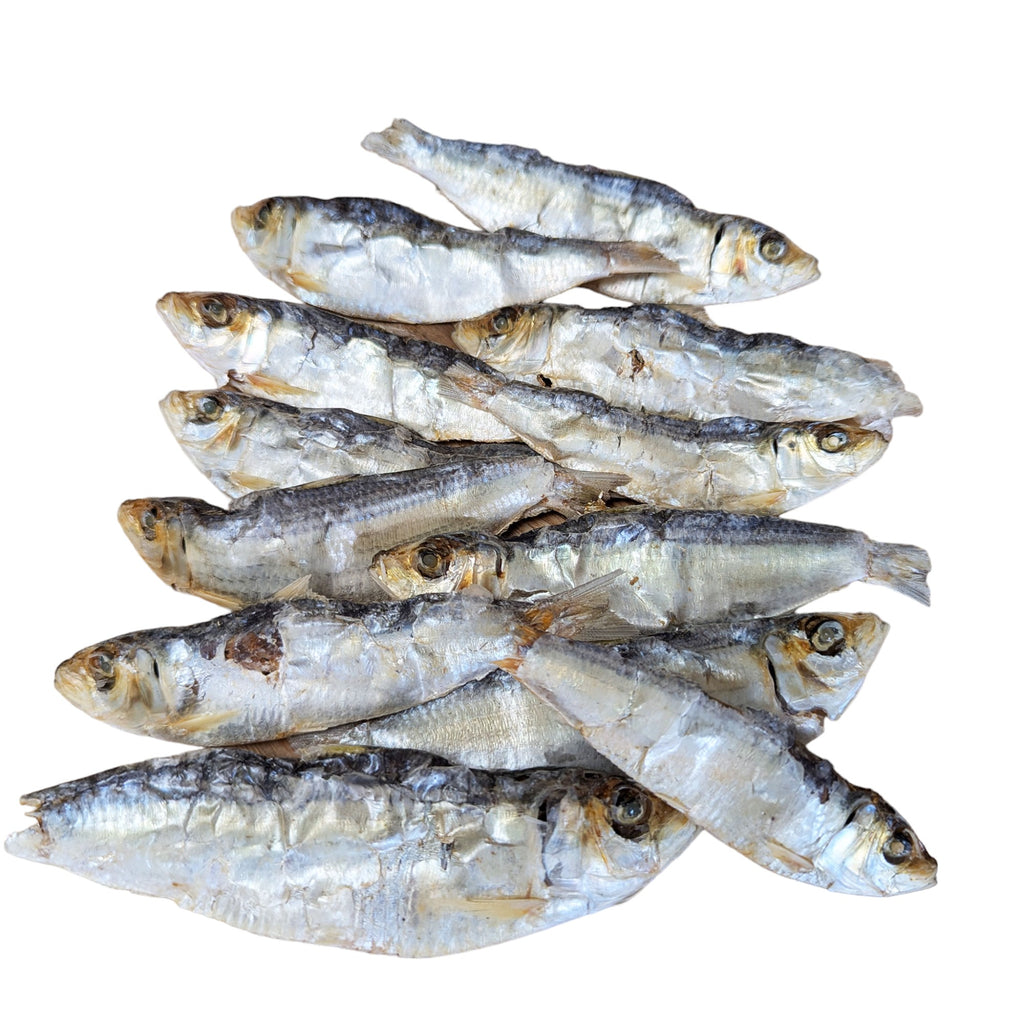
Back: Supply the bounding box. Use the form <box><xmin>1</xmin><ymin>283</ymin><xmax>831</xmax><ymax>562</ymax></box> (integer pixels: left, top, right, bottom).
<box><xmin>7</xmin><ymin>120</ymin><xmax>936</xmax><ymax>956</ymax></box>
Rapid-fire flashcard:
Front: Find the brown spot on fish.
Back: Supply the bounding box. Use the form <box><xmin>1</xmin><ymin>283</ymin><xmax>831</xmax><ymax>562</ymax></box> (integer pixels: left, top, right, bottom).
<box><xmin>629</xmin><ymin>349</ymin><xmax>645</xmax><ymax>379</ymax></box>
<box><xmin>537</xmin><ymin>374</ymin><xmax>553</xmax><ymax>388</ymax></box>
<box><xmin>224</xmin><ymin>627</ymin><xmax>283</xmax><ymax>676</ymax></box>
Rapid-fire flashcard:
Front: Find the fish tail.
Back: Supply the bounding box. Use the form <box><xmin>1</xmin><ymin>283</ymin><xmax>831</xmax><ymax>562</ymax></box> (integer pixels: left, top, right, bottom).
<box><xmin>604</xmin><ymin>241</ymin><xmax>679</xmax><ymax>276</ymax></box>
<box><xmin>506</xmin><ymin>572</ymin><xmax>636</xmax><ymax>668</ymax></box>
<box><xmin>896</xmin><ymin>390</ymin><xmax>924</xmax><ymax>417</ymax></box>
<box><xmin>867</xmin><ymin>542</ymin><xmax>931</xmax><ymax>605</ymax></box>
<box><xmin>361</xmin><ymin>119</ymin><xmax>431</xmax><ymax>166</ymax></box>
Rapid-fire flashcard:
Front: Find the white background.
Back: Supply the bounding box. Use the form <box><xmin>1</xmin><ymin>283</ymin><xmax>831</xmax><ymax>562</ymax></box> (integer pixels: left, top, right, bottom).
<box><xmin>2</xmin><ymin>2</ymin><xmax>1018</xmax><ymax>1019</ymax></box>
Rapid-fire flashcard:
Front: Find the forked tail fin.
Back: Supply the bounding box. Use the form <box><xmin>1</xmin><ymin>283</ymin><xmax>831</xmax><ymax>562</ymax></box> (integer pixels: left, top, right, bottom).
<box><xmin>867</xmin><ymin>541</ymin><xmax>931</xmax><ymax>605</ymax></box>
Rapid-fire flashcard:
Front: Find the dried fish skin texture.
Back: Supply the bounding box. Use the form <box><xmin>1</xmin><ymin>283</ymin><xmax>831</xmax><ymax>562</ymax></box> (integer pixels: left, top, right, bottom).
<box><xmin>160</xmin><ymin>389</ymin><xmax>573</xmax><ymax>499</ymax></box>
<box><xmin>5</xmin><ymin>748</ymin><xmax>699</xmax><ymax>956</ymax></box>
<box><xmin>156</xmin><ymin>292</ymin><xmax>517</xmax><ymax>443</ymax></box>
<box><xmin>451</xmin><ymin>304</ymin><xmax>922</xmax><ymax>432</ymax></box>
<box><xmin>440</xmin><ymin>364</ymin><xmax>889</xmax><ymax>514</ymax></box>
<box><xmin>253</xmin><ymin>611</ymin><xmax>885</xmax><ymax>764</ymax></box>
<box><xmin>117</xmin><ymin>454</ymin><xmax>616</xmax><ymax>607</ymax></box>
<box><xmin>253</xmin><ymin>671</ymin><xmax>618</xmax><ymax>772</ymax></box>
<box><xmin>53</xmin><ymin>591</ymin><xmax>597</xmax><ymax>745</ymax></box>
<box><xmin>508</xmin><ymin>637</ymin><xmax>937</xmax><ymax>896</ymax></box>
<box><xmin>230</xmin><ymin>196</ymin><xmax>675</xmax><ymax>323</ymax></box>
<box><xmin>362</xmin><ymin>119</ymin><xmax>819</xmax><ymax>305</ymax></box>
<box><xmin>372</xmin><ymin>510</ymin><xmax>930</xmax><ymax>630</ymax></box>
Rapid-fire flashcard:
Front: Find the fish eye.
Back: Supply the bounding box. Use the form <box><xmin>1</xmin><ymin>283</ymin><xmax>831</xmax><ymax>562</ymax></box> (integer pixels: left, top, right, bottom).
<box><xmin>252</xmin><ymin>201</ymin><xmax>274</xmax><ymax>230</ymax></box>
<box><xmin>759</xmin><ymin>231</ymin><xmax>788</xmax><ymax>263</ymax></box>
<box><xmin>815</xmin><ymin>427</ymin><xmax>849</xmax><ymax>453</ymax></box>
<box><xmin>606</xmin><ymin>783</ymin><xmax>652</xmax><ymax>840</ymax></box>
<box><xmin>87</xmin><ymin>651</ymin><xmax>116</xmax><ymax>691</ymax></box>
<box><xmin>415</xmin><ymin>546</ymin><xmax>451</xmax><ymax>580</ymax></box>
<box><xmin>882</xmin><ymin>828</ymin><xmax>916</xmax><ymax>865</ymax></box>
<box><xmin>140</xmin><ymin>506</ymin><xmax>160</xmax><ymax>540</ymax></box>
<box><xmin>490</xmin><ymin>308</ymin><xmax>517</xmax><ymax>334</ymax></box>
<box><xmin>194</xmin><ymin>394</ymin><xmax>224</xmax><ymax>422</ymax></box>
<box><xmin>198</xmin><ymin>296</ymin><xmax>234</xmax><ymax>328</ymax></box>
<box><xmin>808</xmin><ymin>619</ymin><xmax>846</xmax><ymax>655</ymax></box>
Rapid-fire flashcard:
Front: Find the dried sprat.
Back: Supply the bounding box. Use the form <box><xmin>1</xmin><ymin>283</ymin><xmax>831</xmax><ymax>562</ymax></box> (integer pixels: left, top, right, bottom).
<box><xmin>450</xmin><ymin>303</ymin><xmax>921</xmax><ymax>432</ymax></box>
<box><xmin>5</xmin><ymin>747</ymin><xmax>698</xmax><ymax>956</ymax></box>
<box><xmin>231</xmin><ymin>196</ymin><xmax>676</xmax><ymax>323</ymax></box>
<box><xmin>363</xmin><ymin>119</ymin><xmax>819</xmax><ymax>306</ymax></box>
<box><xmin>117</xmin><ymin>455</ymin><xmax>624</xmax><ymax>607</ymax></box>
<box><xmin>372</xmin><ymin>509</ymin><xmax>929</xmax><ymax>630</ymax></box>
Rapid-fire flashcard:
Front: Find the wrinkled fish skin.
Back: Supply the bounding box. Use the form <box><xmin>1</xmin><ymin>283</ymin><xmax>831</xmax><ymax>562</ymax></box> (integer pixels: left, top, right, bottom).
<box><xmin>253</xmin><ymin>611</ymin><xmax>885</xmax><ymax>765</ymax></box>
<box><xmin>452</xmin><ymin>304</ymin><xmax>922</xmax><ymax>432</ymax></box>
<box><xmin>507</xmin><ymin>636</ymin><xmax>937</xmax><ymax>896</ymax></box>
<box><xmin>156</xmin><ymin>292</ymin><xmax>516</xmax><ymax>443</ymax></box>
<box><xmin>372</xmin><ymin>510</ymin><xmax>930</xmax><ymax>630</ymax></box>
<box><xmin>253</xmin><ymin>671</ymin><xmax>618</xmax><ymax>772</ymax></box>
<box><xmin>161</xmin><ymin>389</ymin><xmax>577</xmax><ymax>500</ymax></box>
<box><xmin>5</xmin><ymin>747</ymin><xmax>698</xmax><ymax>957</ymax></box>
<box><xmin>54</xmin><ymin>591</ymin><xmax>601</xmax><ymax>745</ymax></box>
<box><xmin>231</xmin><ymin>196</ymin><xmax>675</xmax><ymax>323</ymax></box>
<box><xmin>117</xmin><ymin>454</ymin><xmax>618</xmax><ymax>607</ymax></box>
<box><xmin>363</xmin><ymin>119</ymin><xmax>819</xmax><ymax>306</ymax></box>
<box><xmin>442</xmin><ymin>363</ymin><xmax>888</xmax><ymax>514</ymax></box>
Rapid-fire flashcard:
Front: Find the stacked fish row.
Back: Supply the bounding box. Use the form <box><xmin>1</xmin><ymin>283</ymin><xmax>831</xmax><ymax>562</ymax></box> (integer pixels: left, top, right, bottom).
<box><xmin>7</xmin><ymin>121</ymin><xmax>936</xmax><ymax>957</ymax></box>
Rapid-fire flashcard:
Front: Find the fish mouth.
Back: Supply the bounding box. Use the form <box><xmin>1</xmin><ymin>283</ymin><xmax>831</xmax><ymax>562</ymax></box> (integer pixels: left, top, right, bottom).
<box><xmin>54</xmin><ymin>659</ymin><xmax>98</xmax><ymax>715</ymax></box>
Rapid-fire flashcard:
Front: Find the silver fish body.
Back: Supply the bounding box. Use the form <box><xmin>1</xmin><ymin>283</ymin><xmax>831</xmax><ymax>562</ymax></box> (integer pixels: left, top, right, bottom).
<box><xmin>452</xmin><ymin>304</ymin><xmax>921</xmax><ymax>432</ymax></box>
<box><xmin>254</xmin><ymin>610</ymin><xmax>886</xmax><ymax>765</ymax></box>
<box><xmin>362</xmin><ymin>119</ymin><xmax>819</xmax><ymax>306</ymax></box>
<box><xmin>5</xmin><ymin>747</ymin><xmax>699</xmax><ymax>956</ymax></box>
<box><xmin>156</xmin><ymin>292</ymin><xmax>517</xmax><ymax>443</ymax></box>
<box><xmin>441</xmin><ymin>363</ymin><xmax>888</xmax><ymax>513</ymax></box>
<box><xmin>231</xmin><ymin>196</ymin><xmax>675</xmax><ymax>323</ymax></box>
<box><xmin>160</xmin><ymin>389</ymin><xmax>591</xmax><ymax>500</ymax></box>
<box><xmin>507</xmin><ymin>636</ymin><xmax>937</xmax><ymax>896</ymax></box>
<box><xmin>372</xmin><ymin>509</ymin><xmax>930</xmax><ymax>630</ymax></box>
<box><xmin>53</xmin><ymin>590</ymin><xmax>597</xmax><ymax>745</ymax></box>
<box><xmin>117</xmin><ymin>454</ymin><xmax>619</xmax><ymax>607</ymax></box>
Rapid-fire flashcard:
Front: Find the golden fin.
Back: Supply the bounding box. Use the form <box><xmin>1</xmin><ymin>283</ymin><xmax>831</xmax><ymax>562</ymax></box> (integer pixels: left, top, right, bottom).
<box><xmin>765</xmin><ymin>838</ymin><xmax>815</xmax><ymax>874</ymax></box>
<box><xmin>435</xmin><ymin>362</ymin><xmax>505</xmax><ymax>411</ymax></box>
<box><xmin>284</xmin><ymin>269</ymin><xmax>327</xmax><ymax>294</ymax></box>
<box><xmin>516</xmin><ymin>570</ymin><xmax>633</xmax><ymax>648</ymax></box>
<box><xmin>227</xmin><ymin>471</ymin><xmax>278</xmax><ymax>493</ymax></box>
<box><xmin>228</xmin><ymin>369</ymin><xmax>315</xmax><ymax>399</ymax></box>
<box><xmin>270</xmin><ymin>575</ymin><xmax>315</xmax><ymax>601</ymax></box>
<box><xmin>173</xmin><ymin>708</ymin><xmax>240</xmax><ymax>736</ymax></box>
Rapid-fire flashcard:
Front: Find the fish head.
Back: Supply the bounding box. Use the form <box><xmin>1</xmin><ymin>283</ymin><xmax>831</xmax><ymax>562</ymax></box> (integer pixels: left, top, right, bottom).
<box><xmin>156</xmin><ymin>291</ymin><xmax>270</xmax><ymax>379</ymax></box>
<box><xmin>54</xmin><ymin>638</ymin><xmax>171</xmax><ymax>734</ymax></box>
<box><xmin>708</xmin><ymin>218</ymin><xmax>819</xmax><ymax>302</ymax></box>
<box><xmin>159</xmin><ymin>389</ymin><xmax>253</xmax><ymax>466</ymax></box>
<box><xmin>370</xmin><ymin>533</ymin><xmax>506</xmax><ymax>598</ymax></box>
<box><xmin>117</xmin><ymin>497</ymin><xmax>202</xmax><ymax>591</ymax></box>
<box><xmin>772</xmin><ymin>421</ymin><xmax>889</xmax><ymax>497</ymax></box>
<box><xmin>817</xmin><ymin>796</ymin><xmax>937</xmax><ymax>896</ymax></box>
<box><xmin>231</xmin><ymin>197</ymin><xmax>294</xmax><ymax>271</ymax></box>
<box><xmin>763</xmin><ymin>612</ymin><xmax>890</xmax><ymax>720</ymax></box>
<box><xmin>556</xmin><ymin>778</ymin><xmax>697</xmax><ymax>902</ymax></box>
<box><xmin>450</xmin><ymin>305</ymin><xmax>554</xmax><ymax>373</ymax></box>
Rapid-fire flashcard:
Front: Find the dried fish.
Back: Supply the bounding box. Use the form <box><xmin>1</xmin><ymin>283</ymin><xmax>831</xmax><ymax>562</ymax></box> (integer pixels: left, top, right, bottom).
<box><xmin>118</xmin><ymin>455</ymin><xmax>624</xmax><ymax>607</ymax></box>
<box><xmin>231</xmin><ymin>196</ymin><xmax>676</xmax><ymax>323</ymax></box>
<box><xmin>363</xmin><ymin>119</ymin><xmax>819</xmax><ymax>306</ymax></box>
<box><xmin>440</xmin><ymin>363</ymin><xmax>888</xmax><ymax>513</ymax></box>
<box><xmin>54</xmin><ymin>584</ymin><xmax>616</xmax><ymax>745</ymax></box>
<box><xmin>504</xmin><ymin>636</ymin><xmax>937</xmax><ymax>896</ymax></box>
<box><xmin>156</xmin><ymin>292</ymin><xmax>514</xmax><ymax>442</ymax></box>
<box><xmin>372</xmin><ymin>510</ymin><xmax>929</xmax><ymax>630</ymax></box>
<box><xmin>160</xmin><ymin>389</ymin><xmax>582</xmax><ymax>499</ymax></box>
<box><xmin>5</xmin><ymin>747</ymin><xmax>699</xmax><ymax>956</ymax></box>
<box><xmin>451</xmin><ymin>304</ymin><xmax>921</xmax><ymax>432</ymax></box>
<box><xmin>254</xmin><ymin>611</ymin><xmax>886</xmax><ymax>765</ymax></box>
